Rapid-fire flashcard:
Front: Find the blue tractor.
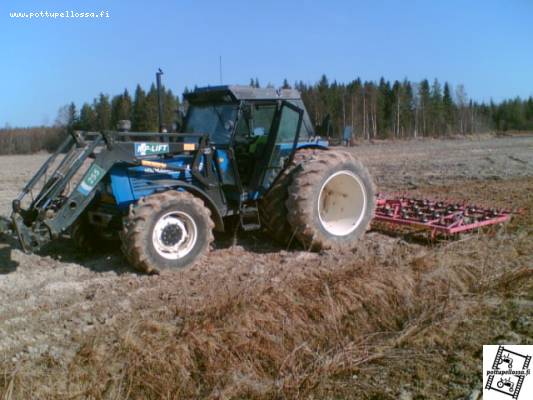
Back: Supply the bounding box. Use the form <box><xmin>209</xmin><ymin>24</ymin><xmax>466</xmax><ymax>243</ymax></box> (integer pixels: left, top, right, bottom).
<box><xmin>5</xmin><ymin>85</ymin><xmax>375</xmax><ymax>273</ymax></box>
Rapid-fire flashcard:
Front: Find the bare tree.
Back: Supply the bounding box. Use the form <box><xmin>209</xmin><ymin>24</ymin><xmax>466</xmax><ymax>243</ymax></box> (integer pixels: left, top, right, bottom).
<box><xmin>455</xmin><ymin>85</ymin><xmax>468</xmax><ymax>134</ymax></box>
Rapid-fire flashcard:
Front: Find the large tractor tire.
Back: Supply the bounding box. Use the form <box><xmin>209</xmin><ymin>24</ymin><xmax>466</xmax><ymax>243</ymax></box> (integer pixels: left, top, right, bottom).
<box><xmin>120</xmin><ymin>191</ymin><xmax>214</xmax><ymax>273</ymax></box>
<box><xmin>286</xmin><ymin>150</ymin><xmax>375</xmax><ymax>250</ymax></box>
<box><xmin>259</xmin><ymin>148</ymin><xmax>322</xmax><ymax>245</ymax></box>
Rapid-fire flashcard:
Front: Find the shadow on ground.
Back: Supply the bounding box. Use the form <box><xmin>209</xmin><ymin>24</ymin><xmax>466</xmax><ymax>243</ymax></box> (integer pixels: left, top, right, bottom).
<box><xmin>0</xmin><ymin>225</ymin><xmax>298</xmax><ymax>276</ymax></box>
<box><xmin>0</xmin><ymin>242</ymin><xmax>18</xmax><ymax>274</ymax></box>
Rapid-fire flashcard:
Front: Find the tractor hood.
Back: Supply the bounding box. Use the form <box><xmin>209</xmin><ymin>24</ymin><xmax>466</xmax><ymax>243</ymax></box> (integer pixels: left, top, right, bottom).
<box><xmin>110</xmin><ymin>154</ymin><xmax>197</xmax><ymax>208</ymax></box>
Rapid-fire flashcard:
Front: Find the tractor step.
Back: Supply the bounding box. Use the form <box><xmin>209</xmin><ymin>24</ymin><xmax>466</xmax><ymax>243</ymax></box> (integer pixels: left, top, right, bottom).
<box><xmin>239</xmin><ymin>204</ymin><xmax>261</xmax><ymax>231</ymax></box>
<box><xmin>241</xmin><ymin>223</ymin><xmax>261</xmax><ymax>232</ymax></box>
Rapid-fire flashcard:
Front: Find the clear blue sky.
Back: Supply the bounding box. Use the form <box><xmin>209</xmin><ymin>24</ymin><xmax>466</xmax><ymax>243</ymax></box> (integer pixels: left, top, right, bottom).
<box><xmin>1</xmin><ymin>0</ymin><xmax>532</xmax><ymax>127</ymax></box>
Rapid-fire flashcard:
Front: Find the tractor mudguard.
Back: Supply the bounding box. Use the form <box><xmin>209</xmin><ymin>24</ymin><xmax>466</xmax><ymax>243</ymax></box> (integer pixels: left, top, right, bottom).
<box><xmin>155</xmin><ymin>182</ymin><xmax>225</xmax><ymax>232</ymax></box>
<box><xmin>295</xmin><ymin>142</ymin><xmax>329</xmax><ymax>152</ymax></box>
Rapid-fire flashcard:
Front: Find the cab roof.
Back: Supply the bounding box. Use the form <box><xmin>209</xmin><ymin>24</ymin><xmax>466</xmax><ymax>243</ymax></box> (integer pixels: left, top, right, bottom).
<box><xmin>184</xmin><ymin>85</ymin><xmax>302</xmax><ymax>103</ymax></box>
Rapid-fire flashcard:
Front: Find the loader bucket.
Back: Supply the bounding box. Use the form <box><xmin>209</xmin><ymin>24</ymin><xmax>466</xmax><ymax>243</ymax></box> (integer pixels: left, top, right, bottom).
<box><xmin>9</xmin><ymin>131</ymin><xmax>106</xmax><ymax>251</ymax></box>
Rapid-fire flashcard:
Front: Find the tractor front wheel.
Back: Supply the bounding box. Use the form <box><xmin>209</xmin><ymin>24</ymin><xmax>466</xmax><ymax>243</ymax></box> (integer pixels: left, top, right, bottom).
<box><xmin>71</xmin><ymin>213</ymin><xmax>104</xmax><ymax>253</ymax></box>
<box><xmin>120</xmin><ymin>191</ymin><xmax>214</xmax><ymax>273</ymax></box>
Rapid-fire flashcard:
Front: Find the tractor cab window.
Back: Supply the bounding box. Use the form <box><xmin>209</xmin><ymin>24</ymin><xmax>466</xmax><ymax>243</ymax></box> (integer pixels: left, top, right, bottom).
<box><xmin>184</xmin><ymin>104</ymin><xmax>238</xmax><ymax>144</ymax></box>
<box><xmin>251</xmin><ymin>104</ymin><xmax>277</xmax><ymax>138</ymax></box>
<box><xmin>233</xmin><ymin>103</ymin><xmax>277</xmax><ymax>186</ymax></box>
<box><xmin>234</xmin><ymin>103</ymin><xmax>277</xmax><ymax>142</ymax></box>
<box><xmin>259</xmin><ymin>103</ymin><xmax>302</xmax><ymax>191</ymax></box>
<box><xmin>277</xmin><ymin>105</ymin><xmax>301</xmax><ymax>142</ymax></box>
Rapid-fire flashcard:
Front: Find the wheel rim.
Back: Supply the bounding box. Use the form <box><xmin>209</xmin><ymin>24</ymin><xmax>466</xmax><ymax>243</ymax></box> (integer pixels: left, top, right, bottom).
<box><xmin>152</xmin><ymin>211</ymin><xmax>198</xmax><ymax>260</ymax></box>
<box><xmin>317</xmin><ymin>170</ymin><xmax>367</xmax><ymax>236</ymax></box>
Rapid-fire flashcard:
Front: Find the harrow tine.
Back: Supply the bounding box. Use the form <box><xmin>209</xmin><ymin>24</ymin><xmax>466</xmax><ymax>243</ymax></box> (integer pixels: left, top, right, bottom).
<box><xmin>373</xmin><ymin>193</ymin><xmax>512</xmax><ymax>237</ymax></box>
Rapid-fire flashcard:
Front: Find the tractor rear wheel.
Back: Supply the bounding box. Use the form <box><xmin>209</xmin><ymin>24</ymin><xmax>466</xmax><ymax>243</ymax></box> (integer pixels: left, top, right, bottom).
<box><xmin>259</xmin><ymin>148</ymin><xmax>322</xmax><ymax>246</ymax></box>
<box><xmin>286</xmin><ymin>150</ymin><xmax>375</xmax><ymax>250</ymax></box>
<box><xmin>120</xmin><ymin>191</ymin><xmax>214</xmax><ymax>273</ymax></box>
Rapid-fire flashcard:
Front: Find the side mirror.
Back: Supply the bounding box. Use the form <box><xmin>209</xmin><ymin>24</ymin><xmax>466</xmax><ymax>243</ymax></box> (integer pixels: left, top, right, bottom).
<box><xmin>225</xmin><ymin>120</ymin><xmax>235</xmax><ymax>132</ymax></box>
<box><xmin>253</xmin><ymin>127</ymin><xmax>265</xmax><ymax>137</ymax></box>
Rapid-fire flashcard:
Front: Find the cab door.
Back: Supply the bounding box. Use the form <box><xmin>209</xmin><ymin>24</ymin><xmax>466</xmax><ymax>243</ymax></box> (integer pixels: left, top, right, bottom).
<box><xmin>252</xmin><ymin>101</ymin><xmax>303</xmax><ymax>195</ymax></box>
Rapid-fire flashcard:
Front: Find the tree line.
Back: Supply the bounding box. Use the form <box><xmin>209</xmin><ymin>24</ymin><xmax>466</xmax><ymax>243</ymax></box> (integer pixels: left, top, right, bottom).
<box><xmin>56</xmin><ymin>84</ymin><xmax>180</xmax><ymax>133</ymax></box>
<box><xmin>57</xmin><ymin>75</ymin><xmax>533</xmax><ymax>140</ymax></box>
<box><xmin>1</xmin><ymin>75</ymin><xmax>532</xmax><ymax>154</ymax></box>
<box><xmin>293</xmin><ymin>75</ymin><xmax>533</xmax><ymax>140</ymax></box>
<box><xmin>0</xmin><ymin>126</ymin><xmax>65</xmax><ymax>155</ymax></box>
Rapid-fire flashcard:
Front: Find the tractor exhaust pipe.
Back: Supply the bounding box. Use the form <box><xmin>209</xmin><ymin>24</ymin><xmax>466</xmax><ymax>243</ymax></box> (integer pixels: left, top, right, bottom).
<box><xmin>156</xmin><ymin>68</ymin><xmax>165</xmax><ymax>134</ymax></box>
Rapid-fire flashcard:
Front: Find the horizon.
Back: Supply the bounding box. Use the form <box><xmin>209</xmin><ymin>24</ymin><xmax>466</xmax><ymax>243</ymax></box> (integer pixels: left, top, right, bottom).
<box><xmin>1</xmin><ymin>0</ymin><xmax>532</xmax><ymax>127</ymax></box>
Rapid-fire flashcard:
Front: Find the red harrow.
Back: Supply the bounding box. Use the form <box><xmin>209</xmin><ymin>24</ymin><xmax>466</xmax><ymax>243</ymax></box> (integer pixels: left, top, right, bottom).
<box><xmin>374</xmin><ymin>194</ymin><xmax>512</xmax><ymax>238</ymax></box>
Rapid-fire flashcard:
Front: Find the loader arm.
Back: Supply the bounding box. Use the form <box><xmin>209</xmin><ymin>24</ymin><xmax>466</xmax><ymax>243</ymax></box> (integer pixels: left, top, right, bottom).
<box><xmin>11</xmin><ymin>131</ymin><xmax>203</xmax><ymax>252</ymax></box>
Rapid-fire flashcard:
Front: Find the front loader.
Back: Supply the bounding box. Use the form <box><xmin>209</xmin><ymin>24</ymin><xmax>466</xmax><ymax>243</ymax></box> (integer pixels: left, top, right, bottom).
<box><xmin>1</xmin><ymin>84</ymin><xmax>376</xmax><ymax>273</ymax></box>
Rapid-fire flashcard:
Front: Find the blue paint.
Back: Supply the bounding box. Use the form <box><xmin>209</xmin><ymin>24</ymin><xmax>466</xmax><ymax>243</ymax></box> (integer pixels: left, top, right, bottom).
<box><xmin>109</xmin><ymin>155</ymin><xmax>195</xmax><ymax>208</ymax></box>
<box><xmin>107</xmin><ymin>139</ymin><xmax>330</xmax><ymax>210</ymax></box>
<box><xmin>214</xmin><ymin>149</ymin><xmax>235</xmax><ymax>185</ymax></box>
<box><xmin>108</xmin><ymin>165</ymin><xmax>134</xmax><ymax>208</ymax></box>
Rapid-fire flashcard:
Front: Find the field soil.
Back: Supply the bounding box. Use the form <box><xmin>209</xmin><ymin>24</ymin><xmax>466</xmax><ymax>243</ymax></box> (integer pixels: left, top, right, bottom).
<box><xmin>0</xmin><ymin>134</ymin><xmax>531</xmax><ymax>399</ymax></box>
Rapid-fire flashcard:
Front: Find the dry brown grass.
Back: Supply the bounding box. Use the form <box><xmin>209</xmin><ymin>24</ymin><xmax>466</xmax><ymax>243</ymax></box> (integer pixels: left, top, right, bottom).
<box><xmin>1</xmin><ymin>178</ymin><xmax>531</xmax><ymax>399</ymax></box>
<box><xmin>0</xmin><ymin>127</ymin><xmax>66</xmax><ymax>155</ymax></box>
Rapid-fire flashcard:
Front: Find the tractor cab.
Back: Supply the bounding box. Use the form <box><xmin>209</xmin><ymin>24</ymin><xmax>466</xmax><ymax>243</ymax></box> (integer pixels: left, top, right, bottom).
<box><xmin>182</xmin><ymin>86</ymin><xmax>319</xmax><ymax>201</ymax></box>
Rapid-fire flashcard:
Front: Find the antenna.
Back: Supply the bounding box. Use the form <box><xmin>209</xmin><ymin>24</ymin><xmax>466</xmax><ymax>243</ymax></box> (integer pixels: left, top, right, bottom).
<box><xmin>219</xmin><ymin>56</ymin><xmax>223</xmax><ymax>84</ymax></box>
<box><xmin>156</xmin><ymin>68</ymin><xmax>164</xmax><ymax>133</ymax></box>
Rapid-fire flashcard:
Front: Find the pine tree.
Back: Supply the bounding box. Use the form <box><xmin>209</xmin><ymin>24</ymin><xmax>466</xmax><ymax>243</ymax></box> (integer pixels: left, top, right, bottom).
<box><xmin>132</xmin><ymin>85</ymin><xmax>149</xmax><ymax>131</ymax></box>
<box><xmin>67</xmin><ymin>102</ymin><xmax>78</xmax><ymax>131</ymax></box>
<box><xmin>418</xmin><ymin>79</ymin><xmax>431</xmax><ymax>137</ymax></box>
<box><xmin>163</xmin><ymin>89</ymin><xmax>179</xmax><ymax>130</ymax></box>
<box><xmin>443</xmin><ymin>82</ymin><xmax>455</xmax><ymax>134</ymax></box>
<box><xmin>391</xmin><ymin>81</ymin><xmax>402</xmax><ymax>138</ymax></box>
<box><xmin>145</xmin><ymin>83</ymin><xmax>160</xmax><ymax>131</ymax></box>
<box><xmin>111</xmin><ymin>89</ymin><xmax>132</xmax><ymax>129</ymax></box>
<box><xmin>94</xmin><ymin>94</ymin><xmax>111</xmax><ymax>131</ymax></box>
<box><xmin>282</xmin><ymin>79</ymin><xmax>291</xmax><ymax>89</ymax></box>
<box><xmin>430</xmin><ymin>79</ymin><xmax>443</xmax><ymax>135</ymax></box>
<box><xmin>346</xmin><ymin>78</ymin><xmax>362</xmax><ymax>137</ymax></box>
<box><xmin>401</xmin><ymin>80</ymin><xmax>415</xmax><ymax>137</ymax></box>
<box><xmin>316</xmin><ymin>75</ymin><xmax>330</xmax><ymax>128</ymax></box>
<box><xmin>525</xmin><ymin>97</ymin><xmax>533</xmax><ymax>129</ymax></box>
<box><xmin>378</xmin><ymin>78</ymin><xmax>393</xmax><ymax>137</ymax></box>
<box><xmin>79</xmin><ymin>103</ymin><xmax>97</xmax><ymax>131</ymax></box>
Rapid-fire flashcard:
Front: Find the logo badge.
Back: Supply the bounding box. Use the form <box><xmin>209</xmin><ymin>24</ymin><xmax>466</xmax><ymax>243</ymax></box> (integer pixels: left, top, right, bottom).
<box><xmin>135</xmin><ymin>142</ymin><xmax>169</xmax><ymax>157</ymax></box>
<box><xmin>77</xmin><ymin>163</ymin><xmax>106</xmax><ymax>196</ymax></box>
<box><xmin>484</xmin><ymin>345</ymin><xmax>532</xmax><ymax>399</ymax></box>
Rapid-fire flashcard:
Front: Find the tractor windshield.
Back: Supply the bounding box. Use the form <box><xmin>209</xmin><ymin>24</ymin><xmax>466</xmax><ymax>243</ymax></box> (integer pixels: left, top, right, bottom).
<box><xmin>184</xmin><ymin>104</ymin><xmax>238</xmax><ymax>144</ymax></box>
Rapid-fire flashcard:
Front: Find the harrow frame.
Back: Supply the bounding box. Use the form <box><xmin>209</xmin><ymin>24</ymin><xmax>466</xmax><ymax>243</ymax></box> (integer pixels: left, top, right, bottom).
<box><xmin>374</xmin><ymin>194</ymin><xmax>512</xmax><ymax>238</ymax></box>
